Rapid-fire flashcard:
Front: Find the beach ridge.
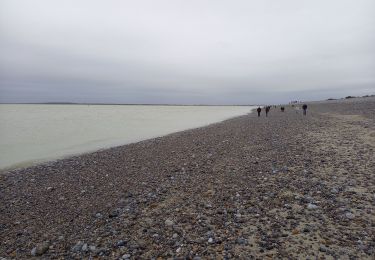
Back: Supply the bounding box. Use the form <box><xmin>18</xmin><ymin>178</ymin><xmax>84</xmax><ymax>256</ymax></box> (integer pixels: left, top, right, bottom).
<box><xmin>1</xmin><ymin>97</ymin><xmax>374</xmax><ymax>258</ymax></box>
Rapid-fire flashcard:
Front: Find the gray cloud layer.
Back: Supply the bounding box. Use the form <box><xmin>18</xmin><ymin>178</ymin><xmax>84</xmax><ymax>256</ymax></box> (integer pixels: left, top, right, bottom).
<box><xmin>1</xmin><ymin>0</ymin><xmax>374</xmax><ymax>104</ymax></box>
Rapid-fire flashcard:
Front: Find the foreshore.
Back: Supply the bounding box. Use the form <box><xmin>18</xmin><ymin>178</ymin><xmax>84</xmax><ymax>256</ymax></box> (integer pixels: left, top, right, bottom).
<box><xmin>1</xmin><ymin>97</ymin><xmax>374</xmax><ymax>259</ymax></box>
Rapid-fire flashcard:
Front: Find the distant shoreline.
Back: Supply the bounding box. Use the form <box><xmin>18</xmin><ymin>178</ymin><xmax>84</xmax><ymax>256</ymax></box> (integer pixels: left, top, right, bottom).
<box><xmin>1</xmin><ymin>93</ymin><xmax>373</xmax><ymax>106</ymax></box>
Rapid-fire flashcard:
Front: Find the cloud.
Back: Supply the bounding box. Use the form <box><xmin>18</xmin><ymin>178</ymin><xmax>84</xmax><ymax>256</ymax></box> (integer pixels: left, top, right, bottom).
<box><xmin>1</xmin><ymin>0</ymin><xmax>374</xmax><ymax>104</ymax></box>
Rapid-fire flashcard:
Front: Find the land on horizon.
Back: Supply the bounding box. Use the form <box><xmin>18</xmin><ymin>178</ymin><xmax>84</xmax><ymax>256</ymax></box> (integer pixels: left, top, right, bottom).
<box><xmin>1</xmin><ymin>94</ymin><xmax>374</xmax><ymax>106</ymax></box>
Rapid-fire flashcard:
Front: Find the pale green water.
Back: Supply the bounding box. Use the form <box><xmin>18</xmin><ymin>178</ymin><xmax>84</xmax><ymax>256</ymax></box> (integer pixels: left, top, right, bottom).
<box><xmin>0</xmin><ymin>105</ymin><xmax>254</xmax><ymax>169</ymax></box>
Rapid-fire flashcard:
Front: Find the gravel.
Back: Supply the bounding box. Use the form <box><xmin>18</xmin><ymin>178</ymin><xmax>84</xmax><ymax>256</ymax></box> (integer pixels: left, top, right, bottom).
<box><xmin>0</xmin><ymin>97</ymin><xmax>374</xmax><ymax>259</ymax></box>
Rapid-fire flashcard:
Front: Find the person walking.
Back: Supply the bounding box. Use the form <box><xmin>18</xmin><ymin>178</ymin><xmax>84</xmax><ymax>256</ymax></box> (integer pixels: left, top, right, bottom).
<box><xmin>257</xmin><ymin>107</ymin><xmax>261</xmax><ymax>117</ymax></box>
<box><xmin>265</xmin><ymin>106</ymin><xmax>270</xmax><ymax>117</ymax></box>
<box><xmin>281</xmin><ymin>106</ymin><xmax>285</xmax><ymax>112</ymax></box>
<box><xmin>302</xmin><ymin>104</ymin><xmax>308</xmax><ymax>115</ymax></box>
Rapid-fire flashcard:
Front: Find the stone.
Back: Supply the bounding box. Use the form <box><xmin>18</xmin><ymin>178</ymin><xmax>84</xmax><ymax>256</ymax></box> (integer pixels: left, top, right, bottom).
<box><xmin>303</xmin><ymin>227</ymin><xmax>311</xmax><ymax>233</ymax></box>
<box><xmin>71</xmin><ymin>241</ymin><xmax>84</xmax><ymax>252</ymax></box>
<box><xmin>345</xmin><ymin>212</ymin><xmax>355</xmax><ymax>219</ymax></box>
<box><xmin>165</xmin><ymin>219</ymin><xmax>174</xmax><ymax>226</ymax></box>
<box><xmin>292</xmin><ymin>229</ymin><xmax>299</xmax><ymax>235</ymax></box>
<box><xmin>236</xmin><ymin>237</ymin><xmax>248</xmax><ymax>245</ymax></box>
<box><xmin>116</xmin><ymin>240</ymin><xmax>127</xmax><ymax>247</ymax></box>
<box><xmin>143</xmin><ymin>217</ymin><xmax>153</xmax><ymax>226</ymax></box>
<box><xmin>81</xmin><ymin>243</ymin><xmax>88</xmax><ymax>252</ymax></box>
<box><xmin>307</xmin><ymin>203</ymin><xmax>318</xmax><ymax>210</ymax></box>
<box><xmin>109</xmin><ymin>209</ymin><xmax>120</xmax><ymax>218</ymax></box>
<box><xmin>31</xmin><ymin>242</ymin><xmax>50</xmax><ymax>256</ymax></box>
<box><xmin>284</xmin><ymin>203</ymin><xmax>292</xmax><ymax>209</ymax></box>
<box><xmin>208</xmin><ymin>237</ymin><xmax>214</xmax><ymax>243</ymax></box>
<box><xmin>122</xmin><ymin>253</ymin><xmax>131</xmax><ymax>259</ymax></box>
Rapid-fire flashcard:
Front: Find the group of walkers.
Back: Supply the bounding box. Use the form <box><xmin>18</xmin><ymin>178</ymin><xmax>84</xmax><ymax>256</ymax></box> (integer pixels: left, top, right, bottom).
<box><xmin>256</xmin><ymin>104</ymin><xmax>308</xmax><ymax>117</ymax></box>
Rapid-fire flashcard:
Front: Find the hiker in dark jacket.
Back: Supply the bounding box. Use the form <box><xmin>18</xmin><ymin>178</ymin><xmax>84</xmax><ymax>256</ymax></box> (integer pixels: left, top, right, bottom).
<box><xmin>302</xmin><ymin>104</ymin><xmax>308</xmax><ymax>115</ymax></box>
<box><xmin>257</xmin><ymin>107</ymin><xmax>261</xmax><ymax>117</ymax></box>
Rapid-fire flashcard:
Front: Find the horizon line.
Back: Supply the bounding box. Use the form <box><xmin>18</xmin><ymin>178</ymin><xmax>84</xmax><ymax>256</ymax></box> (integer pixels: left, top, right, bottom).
<box><xmin>0</xmin><ymin>102</ymin><xmax>258</xmax><ymax>106</ymax></box>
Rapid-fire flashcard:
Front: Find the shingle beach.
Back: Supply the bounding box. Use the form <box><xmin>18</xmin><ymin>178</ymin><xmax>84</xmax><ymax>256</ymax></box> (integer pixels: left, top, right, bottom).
<box><xmin>1</xmin><ymin>97</ymin><xmax>374</xmax><ymax>259</ymax></box>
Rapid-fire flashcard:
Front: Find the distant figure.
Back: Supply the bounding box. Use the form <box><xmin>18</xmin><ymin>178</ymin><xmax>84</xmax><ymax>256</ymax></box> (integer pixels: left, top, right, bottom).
<box><xmin>281</xmin><ymin>106</ymin><xmax>285</xmax><ymax>112</ymax></box>
<box><xmin>257</xmin><ymin>107</ymin><xmax>262</xmax><ymax>117</ymax></box>
<box><xmin>265</xmin><ymin>106</ymin><xmax>270</xmax><ymax>117</ymax></box>
<box><xmin>302</xmin><ymin>104</ymin><xmax>308</xmax><ymax>115</ymax></box>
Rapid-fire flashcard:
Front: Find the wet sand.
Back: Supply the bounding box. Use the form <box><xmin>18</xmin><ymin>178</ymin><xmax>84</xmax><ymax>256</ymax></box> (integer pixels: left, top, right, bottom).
<box><xmin>1</xmin><ymin>97</ymin><xmax>374</xmax><ymax>259</ymax></box>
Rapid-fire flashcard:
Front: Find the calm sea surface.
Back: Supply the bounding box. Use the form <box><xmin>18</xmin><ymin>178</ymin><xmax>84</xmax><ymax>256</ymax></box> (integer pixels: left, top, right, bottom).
<box><xmin>0</xmin><ymin>104</ymin><xmax>254</xmax><ymax>169</ymax></box>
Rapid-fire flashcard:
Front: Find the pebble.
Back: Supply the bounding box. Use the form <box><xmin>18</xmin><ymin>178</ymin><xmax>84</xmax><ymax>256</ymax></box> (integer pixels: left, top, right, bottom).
<box><xmin>109</xmin><ymin>209</ymin><xmax>120</xmax><ymax>218</ymax></box>
<box><xmin>208</xmin><ymin>237</ymin><xmax>214</xmax><ymax>243</ymax></box>
<box><xmin>116</xmin><ymin>240</ymin><xmax>127</xmax><ymax>247</ymax></box>
<box><xmin>165</xmin><ymin>219</ymin><xmax>174</xmax><ymax>226</ymax></box>
<box><xmin>71</xmin><ymin>241</ymin><xmax>83</xmax><ymax>252</ymax></box>
<box><xmin>237</xmin><ymin>237</ymin><xmax>248</xmax><ymax>245</ymax></box>
<box><xmin>81</xmin><ymin>243</ymin><xmax>88</xmax><ymax>252</ymax></box>
<box><xmin>345</xmin><ymin>212</ymin><xmax>355</xmax><ymax>219</ymax></box>
<box><xmin>284</xmin><ymin>203</ymin><xmax>292</xmax><ymax>209</ymax></box>
<box><xmin>307</xmin><ymin>203</ymin><xmax>318</xmax><ymax>210</ymax></box>
<box><xmin>31</xmin><ymin>241</ymin><xmax>50</xmax><ymax>256</ymax></box>
<box><xmin>303</xmin><ymin>226</ymin><xmax>311</xmax><ymax>233</ymax></box>
<box><xmin>122</xmin><ymin>253</ymin><xmax>131</xmax><ymax>259</ymax></box>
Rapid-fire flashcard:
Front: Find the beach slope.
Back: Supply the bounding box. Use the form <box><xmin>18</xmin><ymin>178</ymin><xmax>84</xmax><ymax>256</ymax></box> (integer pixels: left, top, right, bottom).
<box><xmin>1</xmin><ymin>97</ymin><xmax>374</xmax><ymax>259</ymax></box>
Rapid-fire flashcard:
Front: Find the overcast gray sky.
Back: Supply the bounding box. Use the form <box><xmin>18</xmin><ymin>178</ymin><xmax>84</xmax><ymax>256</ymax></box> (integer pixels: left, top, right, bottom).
<box><xmin>1</xmin><ymin>0</ymin><xmax>374</xmax><ymax>104</ymax></box>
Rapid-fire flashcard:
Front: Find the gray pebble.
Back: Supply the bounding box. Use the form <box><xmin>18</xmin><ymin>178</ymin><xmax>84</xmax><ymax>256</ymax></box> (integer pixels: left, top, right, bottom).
<box><xmin>165</xmin><ymin>219</ymin><xmax>174</xmax><ymax>226</ymax></box>
<box><xmin>307</xmin><ymin>203</ymin><xmax>318</xmax><ymax>210</ymax></box>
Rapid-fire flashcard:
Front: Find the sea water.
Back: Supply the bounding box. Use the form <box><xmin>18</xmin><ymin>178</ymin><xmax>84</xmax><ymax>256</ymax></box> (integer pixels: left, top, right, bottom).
<box><xmin>0</xmin><ymin>104</ymin><xmax>254</xmax><ymax>169</ymax></box>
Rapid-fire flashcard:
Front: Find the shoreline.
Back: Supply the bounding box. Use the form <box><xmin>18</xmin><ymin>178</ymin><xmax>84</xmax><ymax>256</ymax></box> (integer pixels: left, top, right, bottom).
<box><xmin>1</xmin><ymin>113</ymin><xmax>252</xmax><ymax>173</ymax></box>
<box><xmin>1</xmin><ymin>97</ymin><xmax>374</xmax><ymax>258</ymax></box>
<box><xmin>0</xmin><ymin>105</ymin><xmax>254</xmax><ymax>171</ymax></box>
